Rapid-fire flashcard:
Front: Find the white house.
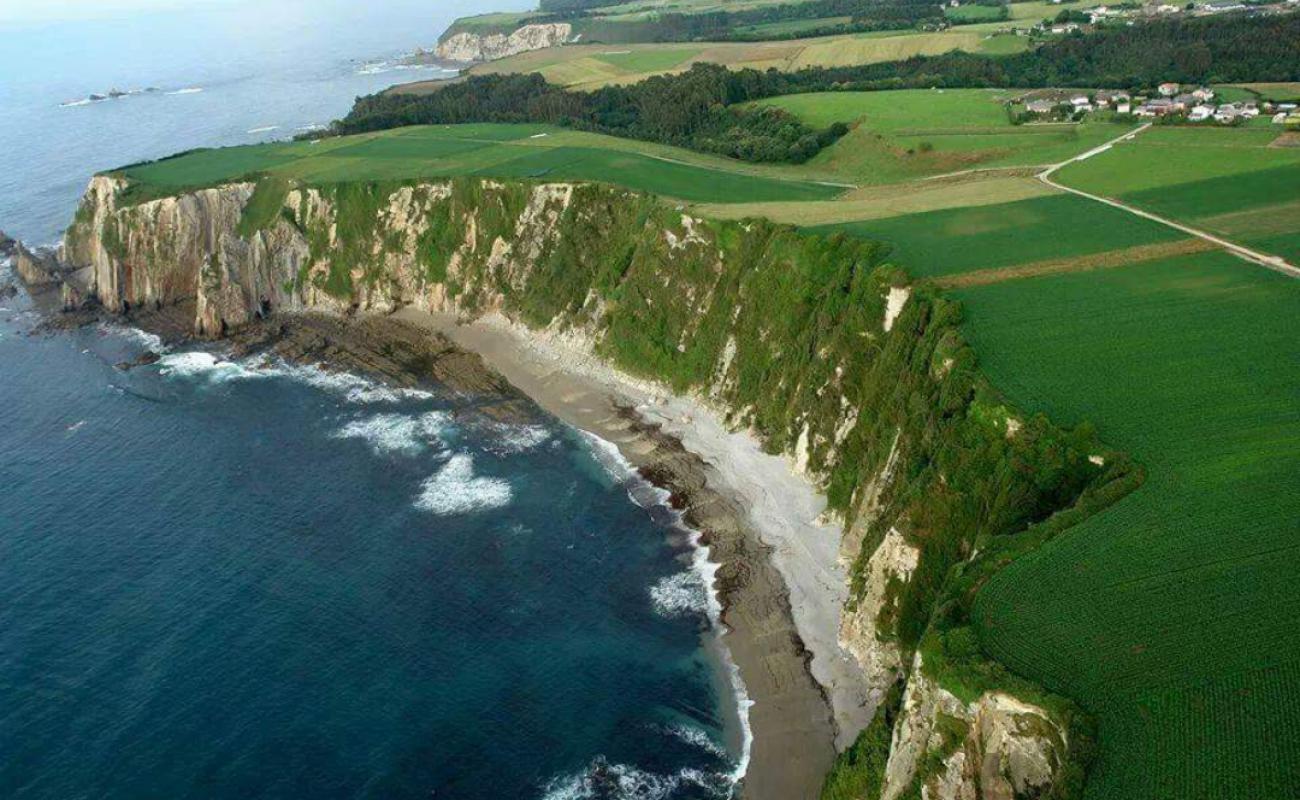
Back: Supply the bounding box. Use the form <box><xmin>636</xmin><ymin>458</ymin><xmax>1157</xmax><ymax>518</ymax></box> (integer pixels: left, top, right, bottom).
<box><xmin>1188</xmin><ymin>105</ymin><xmax>1214</xmax><ymax>121</ymax></box>
<box><xmin>1158</xmin><ymin>82</ymin><xmax>1180</xmax><ymax>96</ymax></box>
<box><xmin>1215</xmin><ymin>104</ymin><xmax>1240</xmax><ymax>123</ymax></box>
<box><xmin>1274</xmin><ymin>112</ymin><xmax>1289</xmax><ymax>124</ymax></box>
<box><xmin>1192</xmin><ymin>87</ymin><xmax>1215</xmax><ymax>101</ymax></box>
<box><xmin>1117</xmin><ymin>101</ymin><xmax>1132</xmax><ymax>114</ymax></box>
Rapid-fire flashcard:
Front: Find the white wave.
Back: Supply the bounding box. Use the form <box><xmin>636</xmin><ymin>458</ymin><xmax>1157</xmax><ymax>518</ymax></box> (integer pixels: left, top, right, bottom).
<box><xmin>334</xmin><ymin>411</ymin><xmax>449</xmax><ymax>456</ymax></box>
<box><xmin>246</xmin><ymin>125</ymin><xmax>280</xmax><ymax>134</ymax></box>
<box><xmin>414</xmin><ymin>454</ymin><xmax>511</xmax><ymax>516</ymax></box>
<box><xmin>157</xmin><ymin>351</ymin><xmax>260</xmax><ymax>381</ymax></box>
<box><xmin>66</xmin><ymin>420</ymin><xmax>86</xmax><ymax>433</ymax></box>
<box><xmin>485</xmin><ymin>422</ymin><xmax>551</xmax><ymax>454</ymax></box>
<box><xmin>577</xmin><ymin>429</ymin><xmax>636</xmax><ymax>482</ymax></box>
<box><xmin>663</xmin><ymin>724</ymin><xmax>730</xmax><ymax>762</ymax></box>
<box><xmin>96</xmin><ymin>322</ymin><xmax>164</xmax><ymax>353</ymax></box>
<box><xmin>60</xmin><ymin>98</ymin><xmax>94</xmax><ymax>108</ymax></box>
<box><xmin>296</xmin><ymin>123</ymin><xmax>325</xmax><ymax>132</ymax></box>
<box><xmin>649</xmin><ymin>571</ymin><xmax>708</xmax><ymax>618</ymax></box>
<box><xmin>156</xmin><ymin>350</ymin><xmax>436</xmax><ymax>404</ymax></box>
<box><xmin>167</xmin><ymin>87</ymin><xmax>203</xmax><ymax>95</ymax></box>
<box><xmin>540</xmin><ymin>758</ymin><xmax>730</xmax><ymax>800</ymax></box>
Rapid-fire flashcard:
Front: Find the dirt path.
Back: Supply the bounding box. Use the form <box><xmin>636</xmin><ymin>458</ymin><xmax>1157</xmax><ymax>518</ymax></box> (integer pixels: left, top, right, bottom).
<box><xmin>1038</xmin><ymin>123</ymin><xmax>1300</xmax><ymax>279</ymax></box>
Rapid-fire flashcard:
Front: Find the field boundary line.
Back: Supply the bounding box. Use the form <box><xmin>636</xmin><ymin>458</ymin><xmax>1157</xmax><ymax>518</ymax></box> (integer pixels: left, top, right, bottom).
<box><xmin>935</xmin><ymin>239</ymin><xmax>1217</xmax><ymax>288</ymax></box>
<box><xmin>1039</xmin><ymin>123</ymin><xmax>1300</xmax><ymax>280</ymax></box>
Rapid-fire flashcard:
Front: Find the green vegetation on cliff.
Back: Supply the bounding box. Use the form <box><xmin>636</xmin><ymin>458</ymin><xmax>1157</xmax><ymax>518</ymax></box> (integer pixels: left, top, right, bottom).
<box><xmin>114</xmin><ymin>124</ymin><xmax>842</xmax><ymax>205</ymax></box>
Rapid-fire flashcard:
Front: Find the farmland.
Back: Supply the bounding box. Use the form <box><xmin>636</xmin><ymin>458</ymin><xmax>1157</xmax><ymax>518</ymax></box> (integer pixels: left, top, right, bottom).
<box><xmin>116</xmin><ymin>124</ymin><xmax>843</xmax><ymax>205</ymax></box>
<box><xmin>451</xmin><ymin>29</ymin><xmax>1026</xmax><ymax>90</ymax></box>
<box><xmin>1055</xmin><ymin>125</ymin><xmax>1300</xmax><ymax>263</ymax></box>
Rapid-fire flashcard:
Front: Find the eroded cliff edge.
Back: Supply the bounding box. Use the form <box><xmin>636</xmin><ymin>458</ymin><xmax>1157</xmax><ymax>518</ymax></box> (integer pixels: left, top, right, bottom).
<box><xmin>435</xmin><ymin>22</ymin><xmax>573</xmax><ymax>63</ymax></box>
<box><xmin>56</xmin><ymin>174</ymin><xmax>1141</xmax><ymax>800</ymax></box>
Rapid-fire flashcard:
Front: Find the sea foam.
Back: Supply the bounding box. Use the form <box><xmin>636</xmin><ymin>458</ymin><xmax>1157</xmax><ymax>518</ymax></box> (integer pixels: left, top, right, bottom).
<box><xmin>413</xmin><ymin>454</ymin><xmax>511</xmax><ymax>516</ymax></box>
<box><xmin>334</xmin><ymin>411</ymin><xmax>449</xmax><ymax>455</ymax></box>
<box><xmin>649</xmin><ymin>571</ymin><xmax>709</xmax><ymax>618</ymax></box>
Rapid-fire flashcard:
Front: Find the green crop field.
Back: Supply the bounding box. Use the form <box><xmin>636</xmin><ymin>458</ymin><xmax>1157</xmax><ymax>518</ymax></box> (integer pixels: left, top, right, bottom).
<box><xmin>812</xmin><ymin>193</ymin><xmax>1188</xmax><ymax>277</ymax></box>
<box><xmin>944</xmin><ymin>4</ymin><xmax>1007</xmax><ymax>23</ymax></box>
<box><xmin>955</xmin><ymin>250</ymin><xmax>1300</xmax><ymax>798</ymax></box>
<box><xmin>1055</xmin><ymin>125</ymin><xmax>1300</xmax><ymax>263</ymax></box>
<box><xmin>117</xmin><ymin>124</ymin><xmax>843</xmax><ymax>204</ymax></box>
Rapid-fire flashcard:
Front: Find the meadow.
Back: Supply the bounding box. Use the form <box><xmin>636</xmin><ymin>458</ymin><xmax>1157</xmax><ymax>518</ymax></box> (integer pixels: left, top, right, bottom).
<box><xmin>117</xmin><ymin>124</ymin><xmax>843</xmax><ymax>204</ymax></box>
<box><xmin>461</xmin><ymin>29</ymin><xmax>1026</xmax><ymax>89</ymax></box>
<box><xmin>754</xmin><ymin>89</ymin><xmax>1130</xmax><ymax>183</ymax></box>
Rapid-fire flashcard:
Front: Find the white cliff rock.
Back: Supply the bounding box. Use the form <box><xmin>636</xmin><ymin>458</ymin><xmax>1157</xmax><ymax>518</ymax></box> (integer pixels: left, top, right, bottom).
<box><xmin>436</xmin><ymin>23</ymin><xmax>573</xmax><ymax>63</ymax></box>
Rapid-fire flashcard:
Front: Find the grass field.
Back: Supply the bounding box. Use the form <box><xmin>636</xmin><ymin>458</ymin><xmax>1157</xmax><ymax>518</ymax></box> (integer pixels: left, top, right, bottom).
<box><xmin>945</xmin><ymin>4</ymin><xmax>1007</xmax><ymax>23</ymax></box>
<box><xmin>753</xmin><ymin>90</ymin><xmax>1131</xmax><ymax>183</ymax></box>
<box><xmin>1055</xmin><ymin>125</ymin><xmax>1300</xmax><ymax>263</ymax></box>
<box><xmin>458</xmin><ymin>29</ymin><xmax>1027</xmax><ymax>89</ymax></box>
<box><xmin>812</xmin><ymin>193</ymin><xmax>1189</xmax><ymax>276</ymax></box>
<box><xmin>118</xmin><ymin>124</ymin><xmax>843</xmax><ymax>204</ymax></box>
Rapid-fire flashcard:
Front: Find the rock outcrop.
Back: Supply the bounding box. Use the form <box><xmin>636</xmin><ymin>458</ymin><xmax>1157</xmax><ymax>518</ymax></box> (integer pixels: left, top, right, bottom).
<box><xmin>881</xmin><ymin>655</ymin><xmax>1068</xmax><ymax>800</ymax></box>
<box><xmin>435</xmin><ymin>23</ymin><xmax>573</xmax><ymax>62</ymax></box>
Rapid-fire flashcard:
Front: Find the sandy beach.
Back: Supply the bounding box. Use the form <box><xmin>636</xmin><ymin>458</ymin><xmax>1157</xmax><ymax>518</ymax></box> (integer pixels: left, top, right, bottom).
<box><xmin>398</xmin><ymin>309</ymin><xmax>872</xmax><ymax>799</ymax></box>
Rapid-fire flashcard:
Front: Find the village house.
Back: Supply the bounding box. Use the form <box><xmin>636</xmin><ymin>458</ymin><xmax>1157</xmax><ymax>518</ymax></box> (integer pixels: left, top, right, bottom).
<box><xmin>1137</xmin><ymin>98</ymin><xmax>1177</xmax><ymax>116</ymax></box>
<box><xmin>1158</xmin><ymin>82</ymin><xmax>1180</xmax><ymax>96</ymax></box>
<box><xmin>1215</xmin><ymin>103</ymin><xmax>1241</xmax><ymax>123</ymax></box>
<box><xmin>1188</xmin><ymin>105</ymin><xmax>1214</xmax><ymax>121</ymax></box>
<box><xmin>1274</xmin><ymin>112</ymin><xmax>1289</xmax><ymax>124</ymax></box>
<box><xmin>1192</xmin><ymin>87</ymin><xmax>1215</xmax><ymax>101</ymax></box>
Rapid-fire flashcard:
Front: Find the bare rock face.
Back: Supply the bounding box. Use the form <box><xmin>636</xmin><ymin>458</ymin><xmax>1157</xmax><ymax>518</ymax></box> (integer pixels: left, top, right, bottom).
<box><xmin>839</xmin><ymin>526</ymin><xmax>918</xmax><ymax>708</ymax></box>
<box><xmin>13</xmin><ymin>242</ymin><xmax>64</xmax><ymax>286</ymax></box>
<box><xmin>880</xmin><ymin>655</ymin><xmax>1067</xmax><ymax>800</ymax></box>
<box><xmin>435</xmin><ymin>23</ymin><xmax>573</xmax><ymax>62</ymax></box>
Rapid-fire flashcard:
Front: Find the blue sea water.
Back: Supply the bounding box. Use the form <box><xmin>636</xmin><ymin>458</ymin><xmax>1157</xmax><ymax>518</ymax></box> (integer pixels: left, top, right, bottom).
<box><xmin>0</xmin><ymin>4</ymin><xmax>745</xmax><ymax>798</ymax></box>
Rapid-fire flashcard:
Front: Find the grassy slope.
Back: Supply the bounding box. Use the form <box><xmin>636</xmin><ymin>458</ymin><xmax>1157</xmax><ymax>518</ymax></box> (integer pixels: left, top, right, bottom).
<box><xmin>460</xmin><ymin>30</ymin><xmax>1027</xmax><ymax>90</ymax></box>
<box><xmin>755</xmin><ymin>90</ymin><xmax>1130</xmax><ymax>183</ymax></box>
<box><xmin>118</xmin><ymin>124</ymin><xmax>842</xmax><ymax>205</ymax></box>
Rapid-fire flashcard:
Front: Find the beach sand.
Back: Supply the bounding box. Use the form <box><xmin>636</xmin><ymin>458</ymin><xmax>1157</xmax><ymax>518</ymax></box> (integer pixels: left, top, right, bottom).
<box><xmin>399</xmin><ymin>309</ymin><xmax>872</xmax><ymax>800</ymax></box>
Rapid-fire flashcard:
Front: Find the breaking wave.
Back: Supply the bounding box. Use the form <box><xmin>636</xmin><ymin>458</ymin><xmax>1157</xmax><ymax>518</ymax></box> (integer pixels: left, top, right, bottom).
<box><xmin>414</xmin><ymin>454</ymin><xmax>511</xmax><ymax>516</ymax></box>
<box><xmin>334</xmin><ymin>411</ymin><xmax>449</xmax><ymax>456</ymax></box>
<box><xmin>96</xmin><ymin>322</ymin><xmax>164</xmax><ymax>353</ymax></box>
<box><xmin>167</xmin><ymin>87</ymin><xmax>203</xmax><ymax>95</ymax></box>
<box><xmin>246</xmin><ymin>125</ymin><xmax>280</xmax><ymax>134</ymax></box>
<box><xmin>540</xmin><ymin>757</ymin><xmax>732</xmax><ymax>800</ymax></box>
<box><xmin>650</xmin><ymin>571</ymin><xmax>709</xmax><ymax>618</ymax></box>
<box><xmin>483</xmin><ymin>422</ymin><xmax>551</xmax><ymax>455</ymax></box>
<box><xmin>155</xmin><ymin>351</ymin><xmax>434</xmax><ymax>404</ymax></box>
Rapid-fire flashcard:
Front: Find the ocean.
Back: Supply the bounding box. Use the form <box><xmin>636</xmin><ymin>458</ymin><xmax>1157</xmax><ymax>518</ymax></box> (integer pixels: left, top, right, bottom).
<box><xmin>0</xmin><ymin>3</ymin><xmax>746</xmax><ymax>798</ymax></box>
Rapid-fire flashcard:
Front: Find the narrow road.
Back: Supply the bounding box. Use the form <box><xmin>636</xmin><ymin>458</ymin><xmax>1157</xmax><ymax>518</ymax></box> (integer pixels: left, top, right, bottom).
<box><xmin>1038</xmin><ymin>123</ymin><xmax>1300</xmax><ymax>279</ymax></box>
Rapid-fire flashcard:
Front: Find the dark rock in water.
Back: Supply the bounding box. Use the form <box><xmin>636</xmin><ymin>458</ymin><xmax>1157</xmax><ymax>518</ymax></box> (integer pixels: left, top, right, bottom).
<box><xmin>0</xmin><ymin>282</ymin><xmax>17</xmax><ymax>300</ymax></box>
<box><xmin>115</xmin><ymin>351</ymin><xmax>162</xmax><ymax>371</ymax></box>
<box><xmin>0</xmin><ymin>230</ymin><xmax>14</xmax><ymax>257</ymax></box>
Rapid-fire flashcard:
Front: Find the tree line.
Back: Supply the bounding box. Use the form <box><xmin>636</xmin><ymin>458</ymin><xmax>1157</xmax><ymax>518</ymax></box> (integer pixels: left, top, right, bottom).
<box><xmin>336</xmin><ymin>14</ymin><xmax>1300</xmax><ymax>164</ymax></box>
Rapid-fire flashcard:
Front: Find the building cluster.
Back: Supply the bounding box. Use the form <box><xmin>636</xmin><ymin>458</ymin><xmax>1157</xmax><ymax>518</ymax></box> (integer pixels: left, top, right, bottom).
<box><xmin>1020</xmin><ymin>84</ymin><xmax>1300</xmax><ymax>126</ymax></box>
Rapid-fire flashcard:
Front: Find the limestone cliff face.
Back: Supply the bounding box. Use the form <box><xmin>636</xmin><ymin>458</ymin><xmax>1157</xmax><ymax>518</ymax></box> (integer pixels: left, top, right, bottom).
<box><xmin>436</xmin><ymin>23</ymin><xmax>573</xmax><ymax>62</ymax></box>
<box><xmin>58</xmin><ymin>174</ymin><xmax>1087</xmax><ymax>800</ymax></box>
<box><xmin>881</xmin><ymin>655</ymin><xmax>1067</xmax><ymax>800</ymax></box>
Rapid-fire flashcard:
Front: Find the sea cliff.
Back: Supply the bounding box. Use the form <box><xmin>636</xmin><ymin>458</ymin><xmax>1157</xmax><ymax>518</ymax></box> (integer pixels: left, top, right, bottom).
<box><xmin>52</xmin><ymin>174</ymin><xmax>1139</xmax><ymax>799</ymax></box>
<box><xmin>435</xmin><ymin>22</ymin><xmax>573</xmax><ymax>62</ymax></box>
